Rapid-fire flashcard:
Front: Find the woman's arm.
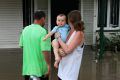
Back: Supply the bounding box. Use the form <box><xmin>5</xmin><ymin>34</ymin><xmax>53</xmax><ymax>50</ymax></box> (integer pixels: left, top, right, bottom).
<box><xmin>58</xmin><ymin>31</ymin><xmax>84</xmax><ymax>54</ymax></box>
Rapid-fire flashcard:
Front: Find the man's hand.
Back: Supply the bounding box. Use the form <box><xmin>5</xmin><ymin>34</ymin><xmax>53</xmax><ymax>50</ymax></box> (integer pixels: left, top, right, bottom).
<box><xmin>45</xmin><ymin>64</ymin><xmax>51</xmax><ymax>77</ymax></box>
<box><xmin>42</xmin><ymin>51</ymin><xmax>51</xmax><ymax>77</ymax></box>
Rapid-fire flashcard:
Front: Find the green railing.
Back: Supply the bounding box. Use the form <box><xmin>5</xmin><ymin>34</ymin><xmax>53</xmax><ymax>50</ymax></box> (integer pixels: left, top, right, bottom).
<box><xmin>96</xmin><ymin>29</ymin><xmax>120</xmax><ymax>60</ymax></box>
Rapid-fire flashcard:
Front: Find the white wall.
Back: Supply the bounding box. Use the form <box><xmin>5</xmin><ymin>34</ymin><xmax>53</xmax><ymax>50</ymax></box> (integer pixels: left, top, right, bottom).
<box><xmin>81</xmin><ymin>0</ymin><xmax>94</xmax><ymax>45</ymax></box>
<box><xmin>0</xmin><ymin>0</ymin><xmax>23</xmax><ymax>48</ymax></box>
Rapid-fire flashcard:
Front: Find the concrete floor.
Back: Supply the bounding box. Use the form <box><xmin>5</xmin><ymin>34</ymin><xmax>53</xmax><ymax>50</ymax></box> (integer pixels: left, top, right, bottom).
<box><xmin>0</xmin><ymin>47</ymin><xmax>120</xmax><ymax>80</ymax></box>
<box><xmin>0</xmin><ymin>48</ymin><xmax>23</xmax><ymax>80</ymax></box>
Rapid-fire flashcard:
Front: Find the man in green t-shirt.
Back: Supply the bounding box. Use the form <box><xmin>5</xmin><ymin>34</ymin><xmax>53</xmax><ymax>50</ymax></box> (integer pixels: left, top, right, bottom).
<box><xmin>19</xmin><ymin>11</ymin><xmax>51</xmax><ymax>80</ymax></box>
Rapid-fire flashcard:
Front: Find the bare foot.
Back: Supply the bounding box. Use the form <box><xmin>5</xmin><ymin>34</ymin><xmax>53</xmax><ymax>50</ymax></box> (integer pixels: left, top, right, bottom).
<box><xmin>54</xmin><ymin>60</ymin><xmax>59</xmax><ymax>68</ymax></box>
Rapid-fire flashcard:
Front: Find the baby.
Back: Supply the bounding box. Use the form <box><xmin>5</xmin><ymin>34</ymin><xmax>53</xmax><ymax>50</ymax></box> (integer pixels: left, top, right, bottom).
<box><xmin>43</xmin><ymin>14</ymin><xmax>70</xmax><ymax>68</ymax></box>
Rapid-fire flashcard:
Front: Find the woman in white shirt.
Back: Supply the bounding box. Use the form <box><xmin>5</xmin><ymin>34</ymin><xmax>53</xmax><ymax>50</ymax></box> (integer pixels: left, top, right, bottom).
<box><xmin>55</xmin><ymin>10</ymin><xmax>85</xmax><ymax>80</ymax></box>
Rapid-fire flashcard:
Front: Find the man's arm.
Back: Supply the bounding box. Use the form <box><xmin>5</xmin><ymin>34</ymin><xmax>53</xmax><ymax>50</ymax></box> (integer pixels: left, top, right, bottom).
<box><xmin>41</xmin><ymin>29</ymin><xmax>51</xmax><ymax>76</ymax></box>
<box><xmin>19</xmin><ymin>32</ymin><xmax>23</xmax><ymax>48</ymax></box>
<box><xmin>42</xmin><ymin>51</ymin><xmax>50</xmax><ymax>66</ymax></box>
<box><xmin>42</xmin><ymin>51</ymin><xmax>51</xmax><ymax>76</ymax></box>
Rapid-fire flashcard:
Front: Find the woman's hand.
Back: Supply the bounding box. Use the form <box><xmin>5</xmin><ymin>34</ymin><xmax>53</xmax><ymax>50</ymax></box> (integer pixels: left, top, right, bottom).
<box><xmin>58</xmin><ymin>48</ymin><xmax>66</xmax><ymax>57</ymax></box>
<box><xmin>55</xmin><ymin>32</ymin><xmax>61</xmax><ymax>39</ymax></box>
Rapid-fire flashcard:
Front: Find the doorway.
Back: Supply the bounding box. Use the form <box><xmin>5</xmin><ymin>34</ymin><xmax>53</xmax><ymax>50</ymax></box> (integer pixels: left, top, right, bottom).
<box><xmin>22</xmin><ymin>0</ymin><xmax>34</xmax><ymax>27</ymax></box>
<box><xmin>51</xmin><ymin>0</ymin><xmax>79</xmax><ymax>27</ymax></box>
<box><xmin>50</xmin><ymin>1</ymin><xmax>79</xmax><ymax>79</ymax></box>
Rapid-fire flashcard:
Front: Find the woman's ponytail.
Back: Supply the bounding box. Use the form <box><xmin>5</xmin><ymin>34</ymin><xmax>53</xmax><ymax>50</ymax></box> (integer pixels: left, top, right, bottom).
<box><xmin>74</xmin><ymin>21</ymin><xmax>84</xmax><ymax>31</ymax></box>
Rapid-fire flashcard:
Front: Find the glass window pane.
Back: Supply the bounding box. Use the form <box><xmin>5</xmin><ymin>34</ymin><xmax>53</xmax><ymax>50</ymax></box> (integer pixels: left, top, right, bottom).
<box><xmin>98</xmin><ymin>0</ymin><xmax>108</xmax><ymax>27</ymax></box>
<box><xmin>110</xmin><ymin>0</ymin><xmax>119</xmax><ymax>27</ymax></box>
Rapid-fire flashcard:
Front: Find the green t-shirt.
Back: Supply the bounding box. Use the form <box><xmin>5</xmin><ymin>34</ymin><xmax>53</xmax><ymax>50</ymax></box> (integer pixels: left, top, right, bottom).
<box><xmin>19</xmin><ymin>24</ymin><xmax>51</xmax><ymax>77</ymax></box>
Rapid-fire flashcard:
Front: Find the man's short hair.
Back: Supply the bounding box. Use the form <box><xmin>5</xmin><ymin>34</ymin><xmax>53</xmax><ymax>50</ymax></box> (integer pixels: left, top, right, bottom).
<box><xmin>34</xmin><ymin>11</ymin><xmax>46</xmax><ymax>20</ymax></box>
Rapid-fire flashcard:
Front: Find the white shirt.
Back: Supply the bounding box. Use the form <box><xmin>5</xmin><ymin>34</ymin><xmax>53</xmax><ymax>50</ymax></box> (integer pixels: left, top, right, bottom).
<box><xmin>58</xmin><ymin>31</ymin><xmax>84</xmax><ymax>80</ymax></box>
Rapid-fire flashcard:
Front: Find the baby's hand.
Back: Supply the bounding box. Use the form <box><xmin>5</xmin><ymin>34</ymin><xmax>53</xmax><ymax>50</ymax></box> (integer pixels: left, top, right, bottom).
<box><xmin>43</xmin><ymin>38</ymin><xmax>46</xmax><ymax>41</ymax></box>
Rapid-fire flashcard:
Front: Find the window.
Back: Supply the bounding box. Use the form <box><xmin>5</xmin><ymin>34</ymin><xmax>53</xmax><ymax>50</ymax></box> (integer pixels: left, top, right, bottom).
<box><xmin>98</xmin><ymin>0</ymin><xmax>108</xmax><ymax>27</ymax></box>
<box><xmin>97</xmin><ymin>0</ymin><xmax>120</xmax><ymax>30</ymax></box>
<box><xmin>110</xmin><ymin>0</ymin><xmax>119</xmax><ymax>27</ymax></box>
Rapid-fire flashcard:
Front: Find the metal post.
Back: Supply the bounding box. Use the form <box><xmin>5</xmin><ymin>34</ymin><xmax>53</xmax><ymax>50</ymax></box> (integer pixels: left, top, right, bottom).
<box><xmin>98</xmin><ymin>26</ymin><xmax>105</xmax><ymax>60</ymax></box>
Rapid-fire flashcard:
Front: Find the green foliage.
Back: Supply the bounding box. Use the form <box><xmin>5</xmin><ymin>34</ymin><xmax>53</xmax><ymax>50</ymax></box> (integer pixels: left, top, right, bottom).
<box><xmin>109</xmin><ymin>32</ymin><xmax>120</xmax><ymax>51</ymax></box>
<box><xmin>97</xmin><ymin>32</ymin><xmax>120</xmax><ymax>51</ymax></box>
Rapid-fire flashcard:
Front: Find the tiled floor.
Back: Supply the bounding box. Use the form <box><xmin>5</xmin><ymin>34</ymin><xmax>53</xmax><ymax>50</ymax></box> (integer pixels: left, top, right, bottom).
<box><xmin>0</xmin><ymin>47</ymin><xmax>120</xmax><ymax>80</ymax></box>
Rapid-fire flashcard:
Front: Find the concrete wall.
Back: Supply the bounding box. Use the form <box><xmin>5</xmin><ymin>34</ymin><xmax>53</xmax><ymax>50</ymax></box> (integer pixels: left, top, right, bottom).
<box><xmin>81</xmin><ymin>0</ymin><xmax>94</xmax><ymax>45</ymax></box>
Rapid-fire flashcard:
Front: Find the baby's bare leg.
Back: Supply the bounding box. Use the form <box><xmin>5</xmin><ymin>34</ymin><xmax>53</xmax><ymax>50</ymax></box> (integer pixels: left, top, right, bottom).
<box><xmin>52</xmin><ymin>39</ymin><xmax>61</xmax><ymax>68</ymax></box>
